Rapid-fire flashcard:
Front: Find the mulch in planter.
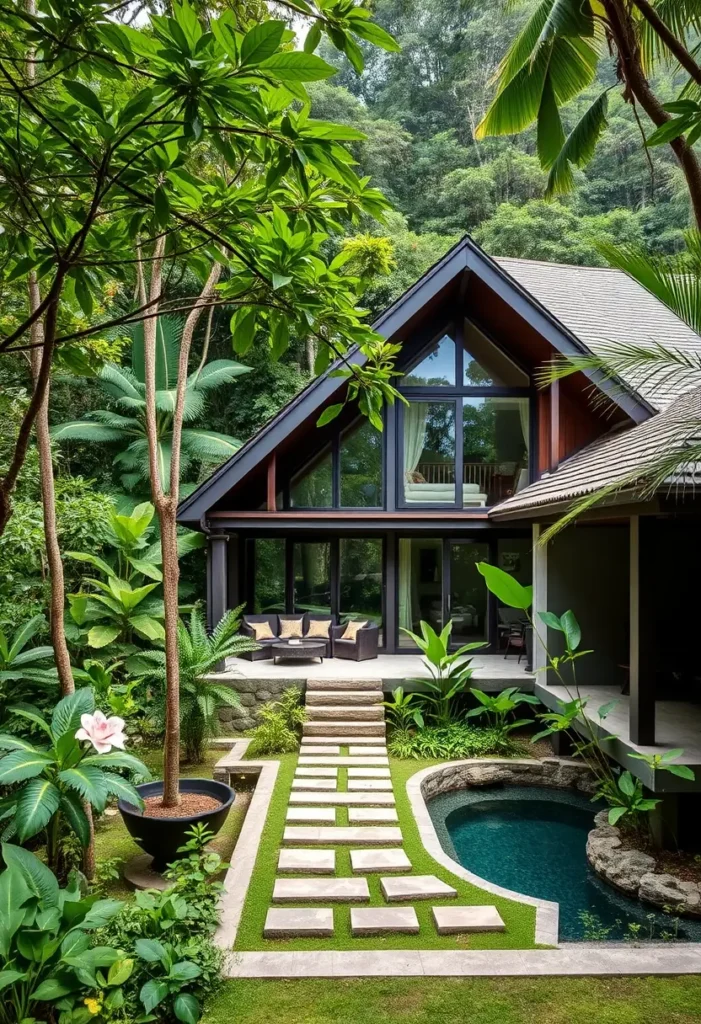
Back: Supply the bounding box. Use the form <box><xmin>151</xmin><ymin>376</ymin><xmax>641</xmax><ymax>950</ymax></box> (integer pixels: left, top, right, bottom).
<box><xmin>142</xmin><ymin>793</ymin><xmax>222</xmax><ymax>819</ymax></box>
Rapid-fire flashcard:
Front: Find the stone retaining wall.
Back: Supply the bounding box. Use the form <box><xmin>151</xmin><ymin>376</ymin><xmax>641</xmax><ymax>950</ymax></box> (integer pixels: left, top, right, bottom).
<box><xmin>586</xmin><ymin>810</ymin><xmax>701</xmax><ymax>918</ymax></box>
<box><xmin>217</xmin><ymin>679</ymin><xmax>305</xmax><ymax>733</ymax></box>
<box><xmin>419</xmin><ymin>756</ymin><xmax>598</xmax><ymax>801</ymax></box>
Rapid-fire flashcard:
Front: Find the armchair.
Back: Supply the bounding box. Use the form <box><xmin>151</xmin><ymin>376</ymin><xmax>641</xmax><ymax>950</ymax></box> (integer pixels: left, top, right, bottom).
<box><xmin>332</xmin><ymin>622</ymin><xmax>379</xmax><ymax>661</ymax></box>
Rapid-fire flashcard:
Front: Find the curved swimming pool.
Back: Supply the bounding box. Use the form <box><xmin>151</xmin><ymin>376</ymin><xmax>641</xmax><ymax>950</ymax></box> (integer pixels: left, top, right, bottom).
<box><xmin>428</xmin><ymin>784</ymin><xmax>701</xmax><ymax>942</ymax></box>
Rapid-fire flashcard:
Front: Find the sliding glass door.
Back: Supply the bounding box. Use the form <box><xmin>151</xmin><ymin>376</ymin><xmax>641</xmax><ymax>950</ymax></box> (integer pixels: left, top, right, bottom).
<box><xmin>448</xmin><ymin>540</ymin><xmax>490</xmax><ymax>644</ymax></box>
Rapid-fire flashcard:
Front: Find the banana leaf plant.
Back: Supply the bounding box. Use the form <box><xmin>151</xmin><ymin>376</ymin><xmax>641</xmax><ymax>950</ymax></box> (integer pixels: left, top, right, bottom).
<box><xmin>400</xmin><ymin>620</ymin><xmax>486</xmax><ymax>726</ymax></box>
<box><xmin>0</xmin><ymin>687</ymin><xmax>149</xmax><ymax>872</ymax></box>
<box><xmin>0</xmin><ymin>616</ymin><xmax>58</xmax><ymax>724</ymax></box>
<box><xmin>466</xmin><ymin>686</ymin><xmax>540</xmax><ymax>744</ymax></box>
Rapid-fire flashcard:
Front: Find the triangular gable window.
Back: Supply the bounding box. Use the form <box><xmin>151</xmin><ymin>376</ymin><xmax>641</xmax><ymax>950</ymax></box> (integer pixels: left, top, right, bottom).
<box><xmin>404</xmin><ymin>334</ymin><xmax>455</xmax><ymax>386</ymax></box>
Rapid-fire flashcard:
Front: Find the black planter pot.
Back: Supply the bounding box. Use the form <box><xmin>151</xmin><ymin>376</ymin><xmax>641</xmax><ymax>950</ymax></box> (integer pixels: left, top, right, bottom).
<box><xmin>118</xmin><ymin>777</ymin><xmax>235</xmax><ymax>872</ymax></box>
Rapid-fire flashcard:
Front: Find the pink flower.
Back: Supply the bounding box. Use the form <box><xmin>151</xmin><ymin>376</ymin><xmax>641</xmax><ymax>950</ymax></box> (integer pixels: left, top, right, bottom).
<box><xmin>75</xmin><ymin>711</ymin><xmax>127</xmax><ymax>754</ymax></box>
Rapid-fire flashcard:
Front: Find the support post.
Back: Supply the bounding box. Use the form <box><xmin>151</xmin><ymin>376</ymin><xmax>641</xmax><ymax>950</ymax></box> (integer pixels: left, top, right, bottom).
<box><xmin>550</xmin><ymin>380</ymin><xmax>560</xmax><ymax>472</ymax></box>
<box><xmin>532</xmin><ymin>523</ymin><xmax>548</xmax><ymax>678</ymax></box>
<box><xmin>266</xmin><ymin>454</ymin><xmax>276</xmax><ymax>512</ymax></box>
<box><xmin>207</xmin><ymin>533</ymin><xmax>229</xmax><ymax>630</ymax></box>
<box><xmin>629</xmin><ymin>515</ymin><xmax>656</xmax><ymax>745</ymax></box>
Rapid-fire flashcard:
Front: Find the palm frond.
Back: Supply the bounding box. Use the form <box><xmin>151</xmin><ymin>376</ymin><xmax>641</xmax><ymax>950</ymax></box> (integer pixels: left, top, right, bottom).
<box><xmin>99</xmin><ymin>363</ymin><xmax>143</xmax><ymax>402</ymax></box>
<box><xmin>154</xmin><ymin>386</ymin><xmax>205</xmax><ymax>423</ymax></box>
<box><xmin>130</xmin><ymin>315</ymin><xmax>183</xmax><ymax>390</ymax></box>
<box><xmin>180</xmin><ymin>429</ymin><xmax>242</xmax><ymax>461</ymax></box>
<box><xmin>50</xmin><ymin>420</ymin><xmax>130</xmax><ymax>443</ymax></box>
<box><xmin>189</xmin><ymin>359</ymin><xmax>252</xmax><ymax>391</ymax></box>
<box><xmin>599</xmin><ymin>240</ymin><xmax>701</xmax><ymax>334</ymax></box>
<box><xmin>546</xmin><ymin>91</ymin><xmax>609</xmax><ymax>195</ymax></box>
<box><xmin>637</xmin><ymin>0</ymin><xmax>701</xmax><ymax>74</ymax></box>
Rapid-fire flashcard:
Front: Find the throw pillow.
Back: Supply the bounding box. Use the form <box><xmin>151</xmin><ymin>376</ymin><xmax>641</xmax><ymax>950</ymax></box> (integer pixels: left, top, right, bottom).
<box><xmin>306</xmin><ymin>619</ymin><xmax>331</xmax><ymax>639</ymax></box>
<box><xmin>250</xmin><ymin>620</ymin><xmax>274</xmax><ymax>641</ymax></box>
<box><xmin>341</xmin><ymin>620</ymin><xmax>367</xmax><ymax>641</ymax></box>
<box><xmin>279</xmin><ymin>617</ymin><xmax>304</xmax><ymax>639</ymax></box>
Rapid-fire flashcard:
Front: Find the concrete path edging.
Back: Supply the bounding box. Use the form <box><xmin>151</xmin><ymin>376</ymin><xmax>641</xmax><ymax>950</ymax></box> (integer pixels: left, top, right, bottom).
<box><xmin>405</xmin><ymin>760</ymin><xmax>560</xmax><ymax>946</ymax></box>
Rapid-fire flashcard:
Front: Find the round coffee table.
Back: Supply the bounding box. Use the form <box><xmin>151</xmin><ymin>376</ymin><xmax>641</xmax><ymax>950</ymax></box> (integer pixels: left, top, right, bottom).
<box><xmin>272</xmin><ymin>640</ymin><xmax>325</xmax><ymax>664</ymax></box>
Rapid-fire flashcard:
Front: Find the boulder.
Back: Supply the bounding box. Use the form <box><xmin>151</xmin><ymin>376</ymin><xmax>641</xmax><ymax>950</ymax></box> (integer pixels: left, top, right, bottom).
<box><xmin>587</xmin><ymin>826</ymin><xmax>656</xmax><ymax>895</ymax></box>
<box><xmin>638</xmin><ymin>873</ymin><xmax>701</xmax><ymax>917</ymax></box>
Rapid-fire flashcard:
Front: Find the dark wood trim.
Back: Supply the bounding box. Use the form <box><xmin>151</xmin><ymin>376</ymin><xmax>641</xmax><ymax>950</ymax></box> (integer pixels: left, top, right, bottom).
<box><xmin>550</xmin><ymin>380</ymin><xmax>560</xmax><ymax>472</ymax></box>
<box><xmin>207</xmin><ymin>533</ymin><xmax>228</xmax><ymax>629</ymax></box>
<box><xmin>629</xmin><ymin>515</ymin><xmax>656</xmax><ymax>745</ymax></box>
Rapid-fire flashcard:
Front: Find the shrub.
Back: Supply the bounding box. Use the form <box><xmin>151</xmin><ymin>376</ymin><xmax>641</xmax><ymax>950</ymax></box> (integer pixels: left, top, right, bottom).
<box><xmin>387</xmin><ymin>723</ymin><xmax>511</xmax><ymax>760</ymax></box>
<box><xmin>247</xmin><ymin>687</ymin><xmax>305</xmax><ymax>756</ymax></box>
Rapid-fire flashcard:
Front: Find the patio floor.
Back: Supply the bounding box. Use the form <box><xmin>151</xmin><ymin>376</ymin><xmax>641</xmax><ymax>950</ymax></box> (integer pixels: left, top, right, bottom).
<box><xmin>536</xmin><ymin>682</ymin><xmax>701</xmax><ymax>792</ymax></box>
<box><xmin>221</xmin><ymin>654</ymin><xmax>533</xmax><ymax>692</ymax></box>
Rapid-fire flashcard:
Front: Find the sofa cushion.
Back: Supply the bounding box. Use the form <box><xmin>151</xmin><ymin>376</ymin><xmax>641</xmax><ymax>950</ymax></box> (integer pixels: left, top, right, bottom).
<box><xmin>279</xmin><ymin>617</ymin><xmax>304</xmax><ymax>639</ymax></box>
<box><xmin>341</xmin><ymin>620</ymin><xmax>367</xmax><ymax>641</ymax></box>
<box><xmin>306</xmin><ymin>619</ymin><xmax>331</xmax><ymax>639</ymax></box>
<box><xmin>250</xmin><ymin>620</ymin><xmax>275</xmax><ymax>641</ymax></box>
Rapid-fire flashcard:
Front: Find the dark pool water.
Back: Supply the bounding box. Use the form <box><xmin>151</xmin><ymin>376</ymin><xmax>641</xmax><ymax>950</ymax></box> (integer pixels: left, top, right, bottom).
<box><xmin>429</xmin><ymin>785</ymin><xmax>701</xmax><ymax>942</ymax></box>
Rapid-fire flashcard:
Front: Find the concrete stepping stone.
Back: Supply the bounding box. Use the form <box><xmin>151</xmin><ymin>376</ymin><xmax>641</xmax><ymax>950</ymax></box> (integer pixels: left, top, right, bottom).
<box><xmin>272</xmin><ymin>878</ymin><xmax>370</xmax><ymax>903</ymax></box>
<box><xmin>347</xmin><ymin>767</ymin><xmax>391</xmax><ymax>778</ymax></box>
<box><xmin>307</xmin><ymin>690</ymin><xmax>383</xmax><ymax>705</ymax></box>
<box><xmin>347</xmin><ymin>779</ymin><xmax>393</xmax><ymax>791</ymax></box>
<box><xmin>432</xmin><ymin>905</ymin><xmax>505</xmax><ymax>934</ymax></box>
<box><xmin>295</xmin><ymin>767</ymin><xmax>338</xmax><ymax>778</ymax></box>
<box><xmin>284</xmin><ymin>826</ymin><xmax>402</xmax><ymax>846</ymax></box>
<box><xmin>300</xmin><ymin>744</ymin><xmax>340</xmax><ymax>754</ymax></box>
<box><xmin>291</xmin><ymin>778</ymin><xmax>337</xmax><ymax>791</ymax></box>
<box><xmin>350</xmin><ymin>907</ymin><xmax>419</xmax><ymax>936</ymax></box>
<box><xmin>348</xmin><ymin>807</ymin><xmax>398</xmax><ymax>824</ymax></box>
<box><xmin>308</xmin><ymin>705</ymin><xmax>384</xmax><ymax>721</ymax></box>
<box><xmin>381</xmin><ymin>875</ymin><xmax>458</xmax><ymax>902</ymax></box>
<box><xmin>349</xmin><ymin>746</ymin><xmax>387</xmax><ymax>756</ymax></box>
<box><xmin>264</xmin><ymin>908</ymin><xmax>334</xmax><ymax>938</ymax></box>
<box><xmin>306</xmin><ymin>679</ymin><xmax>383</xmax><ymax>691</ymax></box>
<box><xmin>350</xmin><ymin>849</ymin><xmax>412</xmax><ymax>874</ymax></box>
<box><xmin>299</xmin><ymin>756</ymin><xmax>389</xmax><ymax>767</ymax></box>
<box><xmin>289</xmin><ymin>791</ymin><xmax>394</xmax><ymax>806</ymax></box>
<box><xmin>285</xmin><ymin>807</ymin><xmax>336</xmax><ymax>824</ymax></box>
<box><xmin>303</xmin><ymin>735</ymin><xmax>387</xmax><ymax>745</ymax></box>
<box><xmin>277</xmin><ymin>849</ymin><xmax>336</xmax><ymax>874</ymax></box>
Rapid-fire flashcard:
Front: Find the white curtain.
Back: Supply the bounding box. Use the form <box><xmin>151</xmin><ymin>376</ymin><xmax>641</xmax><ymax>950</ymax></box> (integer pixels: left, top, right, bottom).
<box><xmin>517</xmin><ymin>400</ymin><xmax>530</xmax><ymax>492</ymax></box>
<box><xmin>403</xmin><ymin>401</ymin><xmax>428</xmax><ymax>479</ymax></box>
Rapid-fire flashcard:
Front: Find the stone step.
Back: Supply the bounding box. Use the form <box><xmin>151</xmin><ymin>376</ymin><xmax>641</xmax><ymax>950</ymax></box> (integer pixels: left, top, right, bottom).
<box><xmin>349</xmin><ymin>746</ymin><xmax>388</xmax><ymax>756</ymax></box>
<box><xmin>295</xmin><ymin>767</ymin><xmax>338</xmax><ymax>778</ymax></box>
<box><xmin>291</xmin><ymin>778</ymin><xmax>337</xmax><ymax>791</ymax></box>
<box><xmin>350</xmin><ymin>907</ymin><xmax>419</xmax><ymax>936</ymax></box>
<box><xmin>348</xmin><ymin>807</ymin><xmax>398</xmax><ymax>824</ymax></box>
<box><xmin>347</xmin><ymin>767</ymin><xmax>391</xmax><ymax>778</ymax></box>
<box><xmin>289</xmin><ymin>791</ymin><xmax>395</xmax><ymax>807</ymax></box>
<box><xmin>301</xmin><ymin>735</ymin><xmax>386</xmax><ymax>746</ymax></box>
<box><xmin>432</xmin><ymin>906</ymin><xmax>505</xmax><ymax>934</ymax></box>
<box><xmin>307</xmin><ymin>705</ymin><xmax>385</xmax><ymax>721</ymax></box>
<box><xmin>284</xmin><ymin>826</ymin><xmax>403</xmax><ymax>846</ymax></box>
<box><xmin>306</xmin><ymin>690</ymin><xmax>383</xmax><ymax>706</ymax></box>
<box><xmin>272</xmin><ymin>878</ymin><xmax>370</xmax><ymax>904</ymax></box>
<box><xmin>298</xmin><ymin>744</ymin><xmax>340</xmax><ymax>755</ymax></box>
<box><xmin>347</xmin><ymin>779</ymin><xmax>393</xmax><ymax>791</ymax></box>
<box><xmin>299</xmin><ymin>756</ymin><xmax>389</xmax><ymax>767</ymax></box>
<box><xmin>264</xmin><ymin>908</ymin><xmax>334</xmax><ymax>938</ymax></box>
<box><xmin>285</xmin><ymin>807</ymin><xmax>336</xmax><ymax>824</ymax></box>
<box><xmin>381</xmin><ymin>875</ymin><xmax>458</xmax><ymax>902</ymax></box>
<box><xmin>303</xmin><ymin>721</ymin><xmax>385</xmax><ymax>737</ymax></box>
<box><xmin>306</xmin><ymin>679</ymin><xmax>383</xmax><ymax>691</ymax></box>
<box><xmin>350</xmin><ymin>849</ymin><xmax>412</xmax><ymax>874</ymax></box>
<box><xmin>277</xmin><ymin>849</ymin><xmax>336</xmax><ymax>875</ymax></box>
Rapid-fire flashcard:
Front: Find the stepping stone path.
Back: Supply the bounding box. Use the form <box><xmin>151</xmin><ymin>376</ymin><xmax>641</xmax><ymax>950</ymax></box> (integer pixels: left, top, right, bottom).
<box><xmin>264</xmin><ymin>676</ymin><xmax>505</xmax><ymax>941</ymax></box>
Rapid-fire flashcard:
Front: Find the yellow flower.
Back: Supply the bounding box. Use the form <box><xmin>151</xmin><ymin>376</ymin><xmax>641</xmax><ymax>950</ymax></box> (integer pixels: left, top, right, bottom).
<box><xmin>84</xmin><ymin>997</ymin><xmax>102</xmax><ymax>1015</ymax></box>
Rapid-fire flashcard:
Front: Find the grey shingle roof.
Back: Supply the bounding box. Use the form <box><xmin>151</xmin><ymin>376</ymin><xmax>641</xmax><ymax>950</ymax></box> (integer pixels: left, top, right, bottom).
<box><xmin>490</xmin><ymin>387</ymin><xmax>701</xmax><ymax>518</ymax></box>
<box><xmin>495</xmin><ymin>257</ymin><xmax>701</xmax><ymax>410</ymax></box>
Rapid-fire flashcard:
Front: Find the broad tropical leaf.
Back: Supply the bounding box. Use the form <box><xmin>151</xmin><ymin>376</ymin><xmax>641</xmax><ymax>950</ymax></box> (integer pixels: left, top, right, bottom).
<box><xmin>58</xmin><ymin>766</ymin><xmax>109</xmax><ymax>812</ymax></box>
<box><xmin>0</xmin><ymin>748</ymin><xmax>53</xmax><ymax>784</ymax></box>
<box><xmin>16</xmin><ymin>779</ymin><xmax>61</xmax><ymax>841</ymax></box>
<box><xmin>546</xmin><ymin>91</ymin><xmax>609</xmax><ymax>195</ymax></box>
<box><xmin>52</xmin><ymin>687</ymin><xmax>95</xmax><ymax>740</ymax></box>
<box><xmin>60</xmin><ymin>790</ymin><xmax>91</xmax><ymax>847</ymax></box>
<box><xmin>2</xmin><ymin>843</ymin><xmax>60</xmax><ymax>906</ymax></box>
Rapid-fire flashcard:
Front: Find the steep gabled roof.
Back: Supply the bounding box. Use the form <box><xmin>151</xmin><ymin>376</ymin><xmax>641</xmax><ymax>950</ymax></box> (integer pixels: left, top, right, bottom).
<box><xmin>495</xmin><ymin>257</ymin><xmax>701</xmax><ymax>411</ymax></box>
<box><xmin>490</xmin><ymin>387</ymin><xmax>701</xmax><ymax>519</ymax></box>
<box><xmin>177</xmin><ymin>236</ymin><xmax>663</xmax><ymax>525</ymax></box>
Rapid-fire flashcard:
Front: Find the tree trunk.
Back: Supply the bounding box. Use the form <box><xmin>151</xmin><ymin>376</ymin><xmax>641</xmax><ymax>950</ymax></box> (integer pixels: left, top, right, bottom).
<box><xmin>159</xmin><ymin>501</ymin><xmax>181</xmax><ymax>806</ymax></box>
<box><xmin>606</xmin><ymin>0</ymin><xmax>701</xmax><ymax>230</ymax></box>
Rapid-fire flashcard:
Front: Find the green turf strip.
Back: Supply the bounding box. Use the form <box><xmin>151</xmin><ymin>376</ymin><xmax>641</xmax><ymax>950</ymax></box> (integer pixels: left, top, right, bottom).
<box><xmin>234</xmin><ymin>748</ymin><xmax>537</xmax><ymax>951</ymax></box>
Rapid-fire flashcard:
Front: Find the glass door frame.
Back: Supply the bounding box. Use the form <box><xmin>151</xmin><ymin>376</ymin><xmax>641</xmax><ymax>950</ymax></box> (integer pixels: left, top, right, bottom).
<box><xmin>444</xmin><ymin>537</ymin><xmax>496</xmax><ymax>652</ymax></box>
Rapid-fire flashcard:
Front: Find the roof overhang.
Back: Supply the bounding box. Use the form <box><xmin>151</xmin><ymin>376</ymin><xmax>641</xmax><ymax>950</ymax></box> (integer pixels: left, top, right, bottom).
<box><xmin>177</xmin><ymin>236</ymin><xmax>655</xmax><ymax>527</ymax></box>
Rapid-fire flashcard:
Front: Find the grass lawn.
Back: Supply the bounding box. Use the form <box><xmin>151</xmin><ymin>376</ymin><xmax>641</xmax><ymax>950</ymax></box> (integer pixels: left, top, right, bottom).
<box><xmin>94</xmin><ymin>747</ymin><xmax>247</xmax><ymax>899</ymax></box>
<box><xmin>234</xmin><ymin>750</ymin><xmax>538</xmax><ymax>951</ymax></box>
<box><xmin>202</xmin><ymin>976</ymin><xmax>701</xmax><ymax>1024</ymax></box>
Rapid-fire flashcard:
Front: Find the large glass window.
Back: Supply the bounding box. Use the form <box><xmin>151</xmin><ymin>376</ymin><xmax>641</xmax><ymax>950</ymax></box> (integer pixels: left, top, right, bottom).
<box><xmin>293</xmin><ymin>542</ymin><xmax>331</xmax><ymax>615</ymax></box>
<box><xmin>402</xmin><ymin>401</ymin><xmax>456</xmax><ymax>505</ymax></box>
<box><xmin>252</xmin><ymin>539</ymin><xmax>286</xmax><ymax>613</ymax></box>
<box><xmin>340</xmin><ymin>419</ymin><xmax>382</xmax><ymax>507</ymax></box>
<box><xmin>340</xmin><ymin>538</ymin><xmax>383</xmax><ymax>640</ymax></box>
<box><xmin>463</xmin><ymin>397</ymin><xmax>529</xmax><ymax>506</ymax></box>
<box><xmin>290</xmin><ymin>449</ymin><xmax>332</xmax><ymax>508</ymax></box>
<box><xmin>449</xmin><ymin>541</ymin><xmax>490</xmax><ymax>644</ymax></box>
<box><xmin>404</xmin><ymin>334</ymin><xmax>455</xmax><ymax>386</ymax></box>
<box><xmin>496</xmin><ymin>537</ymin><xmax>533</xmax><ymax>650</ymax></box>
<box><xmin>463</xmin><ymin>321</ymin><xmax>529</xmax><ymax>387</ymax></box>
<box><xmin>398</xmin><ymin>538</ymin><xmax>442</xmax><ymax>646</ymax></box>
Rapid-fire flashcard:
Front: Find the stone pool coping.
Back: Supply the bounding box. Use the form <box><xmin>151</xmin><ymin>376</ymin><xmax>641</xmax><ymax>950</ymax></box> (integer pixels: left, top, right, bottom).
<box><xmin>211</xmin><ymin>745</ymin><xmax>701</xmax><ymax>977</ymax></box>
<box><xmin>406</xmin><ymin>759</ymin><xmax>562</xmax><ymax>946</ymax></box>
